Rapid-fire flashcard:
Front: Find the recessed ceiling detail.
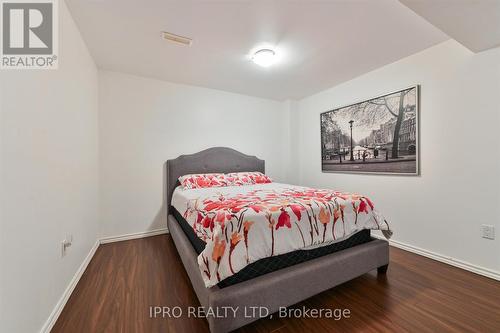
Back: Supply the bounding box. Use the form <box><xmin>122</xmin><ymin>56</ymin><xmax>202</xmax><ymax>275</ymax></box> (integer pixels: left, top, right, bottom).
<box><xmin>399</xmin><ymin>0</ymin><xmax>500</xmax><ymax>53</ymax></box>
<box><xmin>66</xmin><ymin>0</ymin><xmax>448</xmax><ymax>100</ymax></box>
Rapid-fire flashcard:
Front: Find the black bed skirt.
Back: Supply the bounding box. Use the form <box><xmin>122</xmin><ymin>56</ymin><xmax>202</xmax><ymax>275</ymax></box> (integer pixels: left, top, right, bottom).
<box><xmin>173</xmin><ymin>208</ymin><xmax>372</xmax><ymax>288</ymax></box>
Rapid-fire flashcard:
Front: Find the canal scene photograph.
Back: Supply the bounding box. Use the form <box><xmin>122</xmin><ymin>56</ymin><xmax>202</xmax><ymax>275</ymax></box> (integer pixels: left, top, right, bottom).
<box><xmin>321</xmin><ymin>86</ymin><xmax>418</xmax><ymax>174</ymax></box>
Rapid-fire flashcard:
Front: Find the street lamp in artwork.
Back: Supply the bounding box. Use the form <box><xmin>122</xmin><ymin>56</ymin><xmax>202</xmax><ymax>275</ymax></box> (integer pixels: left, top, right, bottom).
<box><xmin>349</xmin><ymin>120</ymin><xmax>354</xmax><ymax>161</ymax></box>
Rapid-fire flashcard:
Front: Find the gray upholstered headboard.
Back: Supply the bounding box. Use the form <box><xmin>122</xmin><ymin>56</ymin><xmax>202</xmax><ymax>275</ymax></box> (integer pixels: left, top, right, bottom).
<box><xmin>165</xmin><ymin>147</ymin><xmax>265</xmax><ymax>213</ymax></box>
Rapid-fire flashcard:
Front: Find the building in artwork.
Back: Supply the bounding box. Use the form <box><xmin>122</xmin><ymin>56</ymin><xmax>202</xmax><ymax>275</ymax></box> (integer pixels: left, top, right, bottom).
<box><xmin>364</xmin><ymin>118</ymin><xmax>396</xmax><ymax>147</ymax></box>
<box><xmin>398</xmin><ymin>116</ymin><xmax>417</xmax><ymax>155</ymax></box>
<box><xmin>361</xmin><ymin>105</ymin><xmax>416</xmax><ymax>155</ymax></box>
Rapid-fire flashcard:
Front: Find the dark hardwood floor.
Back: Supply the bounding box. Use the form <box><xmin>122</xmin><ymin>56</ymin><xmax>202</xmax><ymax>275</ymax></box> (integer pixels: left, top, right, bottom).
<box><xmin>52</xmin><ymin>235</ymin><xmax>500</xmax><ymax>333</ymax></box>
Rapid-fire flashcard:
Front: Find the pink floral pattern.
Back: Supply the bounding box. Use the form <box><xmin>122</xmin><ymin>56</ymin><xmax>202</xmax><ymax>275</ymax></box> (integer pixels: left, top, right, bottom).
<box><xmin>179</xmin><ymin>172</ymin><xmax>273</xmax><ymax>189</ymax></box>
<box><xmin>176</xmin><ymin>183</ymin><xmax>391</xmax><ymax>287</ymax></box>
<box><xmin>226</xmin><ymin>172</ymin><xmax>272</xmax><ymax>186</ymax></box>
<box><xmin>179</xmin><ymin>173</ymin><xmax>228</xmax><ymax>189</ymax></box>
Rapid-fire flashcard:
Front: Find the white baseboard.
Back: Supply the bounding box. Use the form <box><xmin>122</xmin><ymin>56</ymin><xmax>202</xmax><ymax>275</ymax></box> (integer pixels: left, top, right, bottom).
<box><xmin>42</xmin><ymin>230</ymin><xmax>497</xmax><ymax>333</ymax></box>
<box><xmin>99</xmin><ymin>228</ymin><xmax>169</xmax><ymax>244</ymax></box>
<box><xmin>374</xmin><ymin>235</ymin><xmax>500</xmax><ymax>281</ymax></box>
<box><xmin>40</xmin><ymin>239</ymin><xmax>100</xmax><ymax>333</ymax></box>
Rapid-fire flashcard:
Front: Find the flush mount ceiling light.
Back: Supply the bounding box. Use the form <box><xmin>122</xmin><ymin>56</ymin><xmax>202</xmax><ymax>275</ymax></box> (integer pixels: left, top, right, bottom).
<box><xmin>161</xmin><ymin>31</ymin><xmax>192</xmax><ymax>46</ymax></box>
<box><xmin>252</xmin><ymin>49</ymin><xmax>276</xmax><ymax>67</ymax></box>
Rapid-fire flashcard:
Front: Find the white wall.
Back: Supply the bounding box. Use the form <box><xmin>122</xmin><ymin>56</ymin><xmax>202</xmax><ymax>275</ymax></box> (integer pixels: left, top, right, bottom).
<box><xmin>98</xmin><ymin>71</ymin><xmax>290</xmax><ymax>237</ymax></box>
<box><xmin>0</xmin><ymin>2</ymin><xmax>99</xmax><ymax>332</ymax></box>
<box><xmin>2</xmin><ymin>13</ymin><xmax>499</xmax><ymax>332</ymax></box>
<box><xmin>292</xmin><ymin>40</ymin><xmax>500</xmax><ymax>273</ymax></box>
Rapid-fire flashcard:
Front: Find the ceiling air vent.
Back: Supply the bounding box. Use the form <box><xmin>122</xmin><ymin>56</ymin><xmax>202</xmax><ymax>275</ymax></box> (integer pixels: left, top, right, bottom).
<box><xmin>161</xmin><ymin>31</ymin><xmax>192</xmax><ymax>46</ymax></box>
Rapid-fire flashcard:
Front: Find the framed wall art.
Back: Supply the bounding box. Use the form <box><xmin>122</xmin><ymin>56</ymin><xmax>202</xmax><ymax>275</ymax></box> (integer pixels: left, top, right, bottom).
<box><xmin>320</xmin><ymin>85</ymin><xmax>419</xmax><ymax>175</ymax></box>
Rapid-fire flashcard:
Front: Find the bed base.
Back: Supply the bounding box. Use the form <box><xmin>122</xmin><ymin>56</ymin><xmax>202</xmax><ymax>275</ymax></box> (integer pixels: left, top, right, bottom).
<box><xmin>168</xmin><ymin>214</ymin><xmax>389</xmax><ymax>333</ymax></box>
<box><xmin>165</xmin><ymin>148</ymin><xmax>389</xmax><ymax>332</ymax></box>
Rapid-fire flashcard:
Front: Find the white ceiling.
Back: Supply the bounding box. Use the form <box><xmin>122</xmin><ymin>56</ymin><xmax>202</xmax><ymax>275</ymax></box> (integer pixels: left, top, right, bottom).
<box><xmin>66</xmin><ymin>0</ymin><xmax>447</xmax><ymax>100</ymax></box>
<box><xmin>400</xmin><ymin>0</ymin><xmax>500</xmax><ymax>53</ymax></box>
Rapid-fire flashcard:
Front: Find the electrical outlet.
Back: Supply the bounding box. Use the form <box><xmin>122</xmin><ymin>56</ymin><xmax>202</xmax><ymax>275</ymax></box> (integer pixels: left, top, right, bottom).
<box><xmin>481</xmin><ymin>225</ymin><xmax>495</xmax><ymax>240</ymax></box>
<box><xmin>61</xmin><ymin>240</ymin><xmax>68</xmax><ymax>257</ymax></box>
<box><xmin>61</xmin><ymin>235</ymin><xmax>73</xmax><ymax>257</ymax></box>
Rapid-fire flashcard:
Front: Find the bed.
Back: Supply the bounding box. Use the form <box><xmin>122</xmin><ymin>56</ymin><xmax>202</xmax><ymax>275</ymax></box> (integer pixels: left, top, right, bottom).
<box><xmin>166</xmin><ymin>147</ymin><xmax>390</xmax><ymax>333</ymax></box>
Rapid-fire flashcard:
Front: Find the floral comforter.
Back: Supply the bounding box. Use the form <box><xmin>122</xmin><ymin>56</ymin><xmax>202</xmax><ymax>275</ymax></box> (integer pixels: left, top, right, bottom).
<box><xmin>171</xmin><ymin>183</ymin><xmax>391</xmax><ymax>288</ymax></box>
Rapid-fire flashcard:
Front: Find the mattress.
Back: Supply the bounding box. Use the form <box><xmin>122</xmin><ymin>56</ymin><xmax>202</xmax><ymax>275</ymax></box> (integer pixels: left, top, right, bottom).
<box><xmin>173</xmin><ymin>208</ymin><xmax>372</xmax><ymax>288</ymax></box>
